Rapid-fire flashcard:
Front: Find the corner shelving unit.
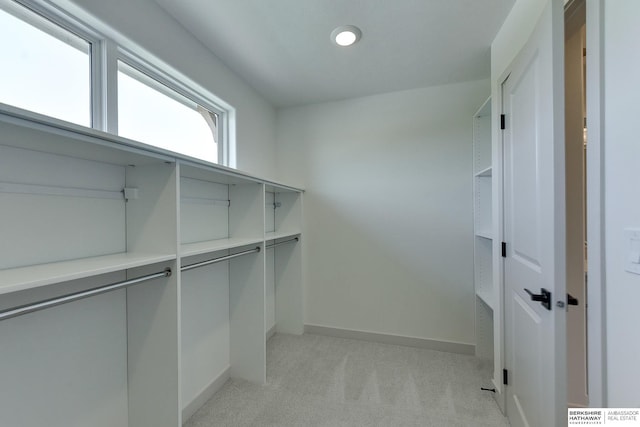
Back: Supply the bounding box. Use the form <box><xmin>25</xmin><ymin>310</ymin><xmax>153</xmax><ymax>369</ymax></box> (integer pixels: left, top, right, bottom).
<box><xmin>178</xmin><ymin>161</ymin><xmax>267</xmax><ymax>421</ymax></box>
<box><xmin>473</xmin><ymin>97</ymin><xmax>495</xmax><ymax>386</ymax></box>
<box><xmin>265</xmin><ymin>185</ymin><xmax>303</xmax><ymax>338</ymax></box>
<box><xmin>0</xmin><ymin>104</ymin><xmax>304</xmax><ymax>427</ymax></box>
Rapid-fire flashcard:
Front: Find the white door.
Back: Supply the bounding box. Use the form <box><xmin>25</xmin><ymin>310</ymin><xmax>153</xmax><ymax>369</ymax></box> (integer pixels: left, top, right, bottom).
<box><xmin>501</xmin><ymin>1</ymin><xmax>566</xmax><ymax>426</ymax></box>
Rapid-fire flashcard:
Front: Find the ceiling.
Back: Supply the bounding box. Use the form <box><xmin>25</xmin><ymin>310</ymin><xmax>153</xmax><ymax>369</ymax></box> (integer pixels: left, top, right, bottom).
<box><xmin>155</xmin><ymin>0</ymin><xmax>515</xmax><ymax>108</ymax></box>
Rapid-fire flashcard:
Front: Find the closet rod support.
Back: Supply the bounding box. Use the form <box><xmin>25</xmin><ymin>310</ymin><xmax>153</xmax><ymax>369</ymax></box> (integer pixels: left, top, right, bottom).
<box><xmin>181</xmin><ymin>246</ymin><xmax>261</xmax><ymax>272</ymax></box>
<box><xmin>266</xmin><ymin>237</ymin><xmax>299</xmax><ymax>249</ymax></box>
<box><xmin>0</xmin><ymin>267</ymin><xmax>172</xmax><ymax>322</ymax></box>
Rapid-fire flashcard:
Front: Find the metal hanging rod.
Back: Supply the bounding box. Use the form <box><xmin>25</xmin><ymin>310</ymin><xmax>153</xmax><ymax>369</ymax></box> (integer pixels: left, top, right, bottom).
<box><xmin>266</xmin><ymin>237</ymin><xmax>299</xmax><ymax>250</ymax></box>
<box><xmin>0</xmin><ymin>267</ymin><xmax>172</xmax><ymax>322</ymax></box>
<box><xmin>181</xmin><ymin>246</ymin><xmax>261</xmax><ymax>272</ymax></box>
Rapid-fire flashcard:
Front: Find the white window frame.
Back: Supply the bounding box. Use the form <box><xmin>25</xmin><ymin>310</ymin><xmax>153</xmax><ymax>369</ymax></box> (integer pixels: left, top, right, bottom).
<box><xmin>1</xmin><ymin>0</ymin><xmax>233</xmax><ymax>167</ymax></box>
<box><xmin>115</xmin><ymin>50</ymin><xmax>227</xmax><ymax>165</ymax></box>
<box><xmin>1</xmin><ymin>0</ymin><xmax>101</xmax><ymax>127</ymax></box>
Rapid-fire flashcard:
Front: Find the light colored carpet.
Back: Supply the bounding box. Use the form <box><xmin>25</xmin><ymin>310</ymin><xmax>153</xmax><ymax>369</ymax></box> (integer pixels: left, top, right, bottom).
<box><xmin>184</xmin><ymin>333</ymin><xmax>509</xmax><ymax>427</ymax></box>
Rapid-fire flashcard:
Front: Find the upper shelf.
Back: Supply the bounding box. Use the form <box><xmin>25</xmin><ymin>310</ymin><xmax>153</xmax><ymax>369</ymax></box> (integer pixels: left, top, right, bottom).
<box><xmin>0</xmin><ymin>107</ymin><xmax>172</xmax><ymax>167</ymax></box>
<box><xmin>264</xmin><ymin>183</ymin><xmax>303</xmax><ymax>193</ymax></box>
<box><xmin>0</xmin><ymin>103</ymin><xmax>304</xmax><ymax>192</ymax></box>
<box><xmin>474</xmin><ymin>97</ymin><xmax>491</xmax><ymax>118</ymax></box>
<box><xmin>0</xmin><ymin>252</ymin><xmax>176</xmax><ymax>296</ymax></box>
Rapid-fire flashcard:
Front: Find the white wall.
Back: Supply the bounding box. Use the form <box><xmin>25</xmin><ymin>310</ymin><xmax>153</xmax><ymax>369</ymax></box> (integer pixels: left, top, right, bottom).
<box><xmin>276</xmin><ymin>80</ymin><xmax>489</xmax><ymax>346</ymax></box>
<box><xmin>0</xmin><ymin>291</ymin><xmax>128</xmax><ymax>427</ymax></box>
<box><xmin>53</xmin><ymin>0</ymin><xmax>277</xmax><ymax>179</ymax></box>
<box><xmin>492</xmin><ymin>0</ymin><xmax>547</xmax><ymax>80</ymax></box>
<box><xmin>603</xmin><ymin>0</ymin><xmax>640</xmax><ymax>407</ymax></box>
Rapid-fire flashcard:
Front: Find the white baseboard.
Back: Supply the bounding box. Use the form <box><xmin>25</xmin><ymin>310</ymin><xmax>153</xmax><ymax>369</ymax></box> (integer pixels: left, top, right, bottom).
<box><xmin>492</xmin><ymin>378</ymin><xmax>506</xmax><ymax>414</ymax></box>
<box><xmin>266</xmin><ymin>324</ymin><xmax>276</xmax><ymax>341</ymax></box>
<box><xmin>304</xmin><ymin>324</ymin><xmax>475</xmax><ymax>355</ymax></box>
<box><xmin>182</xmin><ymin>366</ymin><xmax>230</xmax><ymax>424</ymax></box>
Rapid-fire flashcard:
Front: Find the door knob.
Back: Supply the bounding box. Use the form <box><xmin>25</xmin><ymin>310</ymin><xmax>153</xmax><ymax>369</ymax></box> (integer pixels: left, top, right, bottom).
<box><xmin>524</xmin><ymin>288</ymin><xmax>552</xmax><ymax>311</ymax></box>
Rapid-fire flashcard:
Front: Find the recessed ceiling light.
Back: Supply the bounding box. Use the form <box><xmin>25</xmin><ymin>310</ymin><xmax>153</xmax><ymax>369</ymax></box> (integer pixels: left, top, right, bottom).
<box><xmin>331</xmin><ymin>25</ymin><xmax>361</xmax><ymax>47</ymax></box>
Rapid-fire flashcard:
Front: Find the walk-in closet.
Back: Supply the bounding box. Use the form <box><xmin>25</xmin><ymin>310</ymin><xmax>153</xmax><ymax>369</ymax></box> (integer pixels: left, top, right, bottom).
<box><xmin>5</xmin><ymin>0</ymin><xmax>631</xmax><ymax>425</ymax></box>
<box><xmin>0</xmin><ymin>107</ymin><xmax>303</xmax><ymax>426</ymax></box>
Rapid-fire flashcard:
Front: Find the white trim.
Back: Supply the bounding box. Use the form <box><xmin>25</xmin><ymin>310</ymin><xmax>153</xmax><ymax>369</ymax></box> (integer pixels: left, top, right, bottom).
<box><xmin>101</xmin><ymin>39</ymin><xmax>119</xmax><ymax>134</ymax></box>
<box><xmin>181</xmin><ymin>366</ymin><xmax>230</xmax><ymax>423</ymax></box>
<box><xmin>90</xmin><ymin>37</ymin><xmax>106</xmax><ymax>131</ymax></box>
<box><xmin>585</xmin><ymin>0</ymin><xmax>607</xmax><ymax>407</ymax></box>
<box><xmin>491</xmin><ymin>70</ymin><xmax>510</xmax><ymax>414</ymax></box>
<box><xmin>225</xmin><ymin>109</ymin><xmax>236</xmax><ymax>168</ymax></box>
<box><xmin>4</xmin><ymin>0</ymin><xmax>101</xmax><ymax>47</ymax></box>
<box><xmin>304</xmin><ymin>324</ymin><xmax>475</xmax><ymax>355</ymax></box>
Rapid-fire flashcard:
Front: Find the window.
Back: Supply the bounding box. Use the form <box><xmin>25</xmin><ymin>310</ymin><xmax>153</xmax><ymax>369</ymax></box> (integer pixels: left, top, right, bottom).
<box><xmin>0</xmin><ymin>0</ymin><xmax>230</xmax><ymax>166</ymax></box>
<box><xmin>117</xmin><ymin>61</ymin><xmax>219</xmax><ymax>163</ymax></box>
<box><xmin>0</xmin><ymin>0</ymin><xmax>91</xmax><ymax>126</ymax></box>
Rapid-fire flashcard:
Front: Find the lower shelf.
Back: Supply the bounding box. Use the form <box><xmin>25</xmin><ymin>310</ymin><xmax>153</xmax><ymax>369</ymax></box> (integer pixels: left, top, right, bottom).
<box><xmin>181</xmin><ymin>237</ymin><xmax>265</xmax><ymax>257</ymax></box>
<box><xmin>476</xmin><ymin>288</ymin><xmax>494</xmax><ymax>310</ymax></box>
<box><xmin>475</xmin><ymin>230</ymin><xmax>493</xmax><ymax>240</ymax></box>
<box><xmin>0</xmin><ymin>252</ymin><xmax>177</xmax><ymax>296</ymax></box>
<box><xmin>265</xmin><ymin>231</ymin><xmax>301</xmax><ymax>241</ymax></box>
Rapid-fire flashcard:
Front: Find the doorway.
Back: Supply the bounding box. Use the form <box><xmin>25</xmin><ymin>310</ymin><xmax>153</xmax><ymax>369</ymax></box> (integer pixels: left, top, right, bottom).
<box><xmin>565</xmin><ymin>0</ymin><xmax>588</xmax><ymax>409</ymax></box>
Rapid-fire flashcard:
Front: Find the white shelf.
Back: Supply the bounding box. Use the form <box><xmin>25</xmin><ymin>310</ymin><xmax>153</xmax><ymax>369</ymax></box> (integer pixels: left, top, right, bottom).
<box><xmin>474</xmin><ymin>97</ymin><xmax>491</xmax><ymax>118</ymax></box>
<box><xmin>264</xmin><ymin>183</ymin><xmax>302</xmax><ymax>193</ymax></box>
<box><xmin>0</xmin><ymin>252</ymin><xmax>176</xmax><ymax>296</ymax></box>
<box><xmin>265</xmin><ymin>231</ymin><xmax>301</xmax><ymax>241</ymax></box>
<box><xmin>0</xmin><ymin>104</ymin><xmax>174</xmax><ymax>167</ymax></box>
<box><xmin>473</xmin><ymin>97</ymin><xmax>496</xmax><ymax>384</ymax></box>
<box><xmin>0</xmin><ymin>103</ymin><xmax>305</xmax><ymax>424</ymax></box>
<box><xmin>0</xmin><ymin>105</ymin><xmax>305</xmax><ymax>194</ymax></box>
<box><xmin>475</xmin><ymin>166</ymin><xmax>493</xmax><ymax>177</ymax></box>
<box><xmin>476</xmin><ymin>288</ymin><xmax>494</xmax><ymax>310</ymax></box>
<box><xmin>475</xmin><ymin>230</ymin><xmax>493</xmax><ymax>240</ymax></box>
<box><xmin>180</xmin><ymin>237</ymin><xmax>264</xmax><ymax>258</ymax></box>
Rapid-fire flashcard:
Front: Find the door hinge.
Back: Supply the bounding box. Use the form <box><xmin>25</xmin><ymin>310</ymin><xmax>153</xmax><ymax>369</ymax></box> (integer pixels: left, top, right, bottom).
<box><xmin>503</xmin><ymin>369</ymin><xmax>509</xmax><ymax>385</ymax></box>
<box><xmin>500</xmin><ymin>114</ymin><xmax>506</xmax><ymax>130</ymax></box>
<box><xmin>501</xmin><ymin>242</ymin><xmax>507</xmax><ymax>258</ymax></box>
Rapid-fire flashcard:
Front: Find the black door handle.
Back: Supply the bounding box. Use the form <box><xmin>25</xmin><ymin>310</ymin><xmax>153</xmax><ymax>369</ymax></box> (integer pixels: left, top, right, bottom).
<box><xmin>524</xmin><ymin>288</ymin><xmax>552</xmax><ymax>311</ymax></box>
<box><xmin>567</xmin><ymin>293</ymin><xmax>579</xmax><ymax>306</ymax></box>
